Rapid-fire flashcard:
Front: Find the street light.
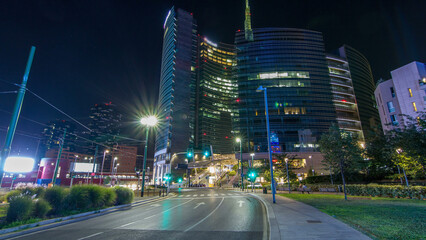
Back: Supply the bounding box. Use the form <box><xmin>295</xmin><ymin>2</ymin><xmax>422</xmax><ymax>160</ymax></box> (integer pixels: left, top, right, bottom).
<box><xmin>257</xmin><ymin>86</ymin><xmax>276</xmax><ymax>203</ymax></box>
<box><xmin>249</xmin><ymin>153</ymin><xmax>255</xmax><ymax>192</ymax></box>
<box><xmin>70</xmin><ymin>155</ymin><xmax>78</xmax><ymax>188</ymax></box>
<box><xmin>100</xmin><ymin>150</ymin><xmax>109</xmax><ymax>185</ymax></box>
<box><xmin>140</xmin><ymin>115</ymin><xmax>158</xmax><ymax>197</ymax></box>
<box><xmin>309</xmin><ymin>155</ymin><xmax>314</xmax><ymax>176</ymax></box>
<box><xmin>236</xmin><ymin>137</ymin><xmax>244</xmax><ymax>191</ymax></box>
<box><xmin>285</xmin><ymin>158</ymin><xmax>291</xmax><ymax>193</ymax></box>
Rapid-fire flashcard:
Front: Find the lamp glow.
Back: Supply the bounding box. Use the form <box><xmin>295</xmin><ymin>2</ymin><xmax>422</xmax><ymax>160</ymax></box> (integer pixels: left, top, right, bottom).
<box><xmin>236</xmin><ymin>137</ymin><xmax>241</xmax><ymax>143</ymax></box>
<box><xmin>140</xmin><ymin>116</ymin><xmax>158</xmax><ymax>127</ymax></box>
<box><xmin>4</xmin><ymin>157</ymin><xmax>35</xmax><ymax>173</ymax></box>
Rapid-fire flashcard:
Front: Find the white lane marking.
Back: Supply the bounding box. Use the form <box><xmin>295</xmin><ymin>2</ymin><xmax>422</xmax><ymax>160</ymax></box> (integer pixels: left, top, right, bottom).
<box><xmin>221</xmin><ymin>193</ymin><xmax>226</xmax><ymax>196</ymax></box>
<box><xmin>214</xmin><ymin>194</ymin><xmax>219</xmax><ymax>196</ymax></box>
<box><xmin>194</xmin><ymin>202</ymin><xmax>205</xmax><ymax>209</ymax></box>
<box><xmin>150</xmin><ymin>204</ymin><xmax>160</xmax><ymax>207</ymax></box>
<box><xmin>114</xmin><ymin>221</ymin><xmax>136</xmax><ymax>229</ymax></box>
<box><xmin>238</xmin><ymin>200</ymin><xmax>245</xmax><ymax>207</ymax></box>
<box><xmin>193</xmin><ymin>194</ymin><xmax>198</xmax><ymax>197</ymax></box>
<box><xmin>77</xmin><ymin>232</ymin><xmax>104</xmax><ymax>240</ymax></box>
<box><xmin>200</xmin><ymin>194</ymin><xmax>204</xmax><ymax>196</ymax></box>
<box><xmin>178</xmin><ymin>195</ymin><xmax>183</xmax><ymax>197</ymax></box>
<box><xmin>185</xmin><ymin>197</ymin><xmax>225</xmax><ymax>232</ymax></box>
<box><xmin>207</xmin><ymin>194</ymin><xmax>211</xmax><ymax>196</ymax></box>
<box><xmin>144</xmin><ymin>199</ymin><xmax>194</xmax><ymax>219</ymax></box>
<box><xmin>227</xmin><ymin>194</ymin><xmax>232</xmax><ymax>195</ymax></box>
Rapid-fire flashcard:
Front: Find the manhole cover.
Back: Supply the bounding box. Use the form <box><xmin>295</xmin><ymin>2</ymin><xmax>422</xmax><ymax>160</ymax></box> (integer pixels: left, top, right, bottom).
<box><xmin>307</xmin><ymin>220</ymin><xmax>322</xmax><ymax>223</ymax></box>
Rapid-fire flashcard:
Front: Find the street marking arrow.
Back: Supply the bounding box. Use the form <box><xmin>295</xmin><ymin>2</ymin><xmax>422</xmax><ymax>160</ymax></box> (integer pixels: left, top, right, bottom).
<box><xmin>194</xmin><ymin>202</ymin><xmax>205</xmax><ymax>209</ymax></box>
<box><xmin>238</xmin><ymin>200</ymin><xmax>245</xmax><ymax>207</ymax></box>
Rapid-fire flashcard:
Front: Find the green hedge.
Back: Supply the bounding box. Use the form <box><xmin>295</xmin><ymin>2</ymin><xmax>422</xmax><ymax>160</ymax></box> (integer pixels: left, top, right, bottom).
<box><xmin>345</xmin><ymin>184</ymin><xmax>425</xmax><ymax>199</ymax></box>
<box><xmin>6</xmin><ymin>196</ymin><xmax>34</xmax><ymax>222</ymax></box>
<box><xmin>114</xmin><ymin>186</ymin><xmax>134</xmax><ymax>205</ymax></box>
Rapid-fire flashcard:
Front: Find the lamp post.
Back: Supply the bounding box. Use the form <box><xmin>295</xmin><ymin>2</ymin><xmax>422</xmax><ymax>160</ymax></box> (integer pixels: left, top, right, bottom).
<box><xmin>100</xmin><ymin>150</ymin><xmax>109</xmax><ymax>185</ymax></box>
<box><xmin>236</xmin><ymin>138</ymin><xmax>243</xmax><ymax>191</ymax></box>
<box><xmin>112</xmin><ymin>157</ymin><xmax>118</xmax><ymax>186</ymax></box>
<box><xmin>257</xmin><ymin>86</ymin><xmax>276</xmax><ymax>203</ymax></box>
<box><xmin>140</xmin><ymin>116</ymin><xmax>158</xmax><ymax>197</ymax></box>
<box><xmin>285</xmin><ymin>158</ymin><xmax>291</xmax><ymax>193</ymax></box>
<box><xmin>396</xmin><ymin>148</ymin><xmax>409</xmax><ymax>187</ymax></box>
<box><xmin>309</xmin><ymin>155</ymin><xmax>314</xmax><ymax>176</ymax></box>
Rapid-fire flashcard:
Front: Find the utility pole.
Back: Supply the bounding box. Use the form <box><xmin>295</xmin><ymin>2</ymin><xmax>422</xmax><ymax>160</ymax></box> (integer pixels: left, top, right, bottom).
<box><xmin>91</xmin><ymin>145</ymin><xmax>98</xmax><ymax>184</ymax></box>
<box><xmin>52</xmin><ymin>128</ymin><xmax>67</xmax><ymax>186</ymax></box>
<box><xmin>0</xmin><ymin>46</ymin><xmax>36</xmax><ymax>187</ymax></box>
<box><xmin>141</xmin><ymin>127</ymin><xmax>149</xmax><ymax>197</ymax></box>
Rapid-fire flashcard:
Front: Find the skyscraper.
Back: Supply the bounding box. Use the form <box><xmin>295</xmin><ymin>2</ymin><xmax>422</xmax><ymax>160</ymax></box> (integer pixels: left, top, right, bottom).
<box><xmin>338</xmin><ymin>45</ymin><xmax>380</xmax><ymax>137</ymax></box>
<box><xmin>326</xmin><ymin>54</ymin><xmax>364</xmax><ymax>140</ymax></box>
<box><xmin>88</xmin><ymin>102</ymin><xmax>122</xmax><ymax>147</ymax></box>
<box><xmin>154</xmin><ymin>7</ymin><xmax>197</xmax><ymax>182</ymax></box>
<box><xmin>195</xmin><ymin>37</ymin><xmax>237</xmax><ymax>154</ymax></box>
<box><xmin>235</xmin><ymin>28</ymin><xmax>337</xmax><ymax>153</ymax></box>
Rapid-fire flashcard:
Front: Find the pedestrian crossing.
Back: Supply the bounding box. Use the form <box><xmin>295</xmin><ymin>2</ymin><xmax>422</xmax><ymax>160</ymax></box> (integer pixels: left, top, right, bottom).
<box><xmin>176</xmin><ymin>193</ymin><xmax>244</xmax><ymax>198</ymax></box>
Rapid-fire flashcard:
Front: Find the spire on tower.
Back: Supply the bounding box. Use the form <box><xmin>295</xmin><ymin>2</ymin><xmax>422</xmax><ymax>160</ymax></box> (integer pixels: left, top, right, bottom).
<box><xmin>244</xmin><ymin>0</ymin><xmax>254</xmax><ymax>41</ymax></box>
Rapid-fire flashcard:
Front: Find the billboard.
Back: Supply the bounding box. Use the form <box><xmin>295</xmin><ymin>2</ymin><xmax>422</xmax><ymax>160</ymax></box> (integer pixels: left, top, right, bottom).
<box><xmin>4</xmin><ymin>157</ymin><xmax>35</xmax><ymax>173</ymax></box>
<box><xmin>71</xmin><ymin>163</ymin><xmax>98</xmax><ymax>172</ymax></box>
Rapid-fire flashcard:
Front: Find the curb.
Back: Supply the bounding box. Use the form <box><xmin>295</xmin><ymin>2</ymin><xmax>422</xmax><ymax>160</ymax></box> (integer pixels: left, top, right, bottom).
<box><xmin>0</xmin><ymin>193</ymin><xmax>175</xmax><ymax>239</ymax></box>
<box><xmin>249</xmin><ymin>193</ymin><xmax>281</xmax><ymax>240</ymax></box>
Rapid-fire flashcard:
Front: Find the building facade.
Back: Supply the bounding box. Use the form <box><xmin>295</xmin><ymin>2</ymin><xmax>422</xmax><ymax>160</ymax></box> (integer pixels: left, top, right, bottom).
<box><xmin>88</xmin><ymin>102</ymin><xmax>122</xmax><ymax>147</ymax></box>
<box><xmin>326</xmin><ymin>55</ymin><xmax>364</xmax><ymax>139</ymax></box>
<box><xmin>195</xmin><ymin>37</ymin><xmax>237</xmax><ymax>154</ymax></box>
<box><xmin>338</xmin><ymin>45</ymin><xmax>380</xmax><ymax>137</ymax></box>
<box><xmin>154</xmin><ymin>7</ymin><xmax>197</xmax><ymax>184</ymax></box>
<box><xmin>375</xmin><ymin>61</ymin><xmax>426</xmax><ymax>132</ymax></box>
<box><xmin>235</xmin><ymin>28</ymin><xmax>337</xmax><ymax>153</ymax></box>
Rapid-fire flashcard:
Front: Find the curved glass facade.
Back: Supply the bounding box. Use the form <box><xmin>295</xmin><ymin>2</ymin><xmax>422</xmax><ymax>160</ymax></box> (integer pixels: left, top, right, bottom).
<box><xmin>326</xmin><ymin>55</ymin><xmax>364</xmax><ymax>140</ymax></box>
<box><xmin>235</xmin><ymin>28</ymin><xmax>336</xmax><ymax>153</ymax></box>
<box><xmin>338</xmin><ymin>45</ymin><xmax>379</xmax><ymax>136</ymax></box>
<box><xmin>195</xmin><ymin>38</ymin><xmax>237</xmax><ymax>154</ymax></box>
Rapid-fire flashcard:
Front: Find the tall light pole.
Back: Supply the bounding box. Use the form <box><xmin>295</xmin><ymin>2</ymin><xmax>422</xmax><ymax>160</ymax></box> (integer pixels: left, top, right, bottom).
<box><xmin>140</xmin><ymin>116</ymin><xmax>158</xmax><ymax>197</ymax></box>
<box><xmin>236</xmin><ymin>138</ymin><xmax>243</xmax><ymax>191</ymax></box>
<box><xmin>100</xmin><ymin>150</ymin><xmax>109</xmax><ymax>185</ymax></box>
<box><xmin>250</xmin><ymin>153</ymin><xmax>255</xmax><ymax>192</ymax></box>
<box><xmin>285</xmin><ymin>158</ymin><xmax>291</xmax><ymax>193</ymax></box>
<box><xmin>309</xmin><ymin>155</ymin><xmax>314</xmax><ymax>176</ymax></box>
<box><xmin>70</xmin><ymin>155</ymin><xmax>78</xmax><ymax>188</ymax></box>
<box><xmin>257</xmin><ymin>86</ymin><xmax>276</xmax><ymax>203</ymax></box>
<box><xmin>112</xmin><ymin>157</ymin><xmax>118</xmax><ymax>186</ymax></box>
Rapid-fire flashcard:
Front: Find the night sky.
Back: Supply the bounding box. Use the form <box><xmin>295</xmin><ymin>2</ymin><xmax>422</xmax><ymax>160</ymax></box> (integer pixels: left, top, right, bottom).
<box><xmin>0</xmin><ymin>0</ymin><xmax>424</xmax><ymax>156</ymax></box>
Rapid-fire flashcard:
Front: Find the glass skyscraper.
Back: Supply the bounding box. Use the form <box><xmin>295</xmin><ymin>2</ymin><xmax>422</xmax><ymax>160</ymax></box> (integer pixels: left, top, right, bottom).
<box><xmin>154</xmin><ymin>7</ymin><xmax>197</xmax><ymax>182</ymax></box>
<box><xmin>195</xmin><ymin>37</ymin><xmax>237</xmax><ymax>154</ymax></box>
<box><xmin>235</xmin><ymin>28</ymin><xmax>337</xmax><ymax>153</ymax></box>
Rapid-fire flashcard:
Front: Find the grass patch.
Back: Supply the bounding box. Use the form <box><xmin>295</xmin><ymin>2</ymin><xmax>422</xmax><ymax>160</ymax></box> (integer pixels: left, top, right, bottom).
<box><xmin>280</xmin><ymin>193</ymin><xmax>426</xmax><ymax>240</ymax></box>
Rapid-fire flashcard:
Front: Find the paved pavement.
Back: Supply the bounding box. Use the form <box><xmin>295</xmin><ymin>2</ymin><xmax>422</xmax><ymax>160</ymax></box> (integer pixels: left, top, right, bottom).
<box><xmin>7</xmin><ymin>189</ymin><xmax>267</xmax><ymax>240</ymax></box>
<box><xmin>252</xmin><ymin>192</ymin><xmax>371</xmax><ymax>240</ymax></box>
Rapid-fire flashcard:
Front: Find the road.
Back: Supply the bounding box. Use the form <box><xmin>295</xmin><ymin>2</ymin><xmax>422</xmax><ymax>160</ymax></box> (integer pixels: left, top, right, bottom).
<box><xmin>10</xmin><ymin>189</ymin><xmax>268</xmax><ymax>240</ymax></box>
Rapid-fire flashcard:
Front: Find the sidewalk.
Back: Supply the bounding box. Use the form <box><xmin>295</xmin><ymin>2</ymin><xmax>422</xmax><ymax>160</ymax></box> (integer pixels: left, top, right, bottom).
<box><xmin>252</xmin><ymin>193</ymin><xmax>371</xmax><ymax>240</ymax></box>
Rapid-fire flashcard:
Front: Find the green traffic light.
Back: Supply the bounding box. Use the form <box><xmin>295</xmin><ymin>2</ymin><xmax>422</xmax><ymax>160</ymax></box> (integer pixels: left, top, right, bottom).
<box><xmin>178</xmin><ymin>178</ymin><xmax>182</xmax><ymax>183</ymax></box>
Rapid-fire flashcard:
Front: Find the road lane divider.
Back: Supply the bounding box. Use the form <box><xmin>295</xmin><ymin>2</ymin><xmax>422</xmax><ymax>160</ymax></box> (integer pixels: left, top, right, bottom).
<box><xmin>194</xmin><ymin>202</ymin><xmax>205</xmax><ymax>209</ymax></box>
<box><xmin>77</xmin><ymin>232</ymin><xmax>104</xmax><ymax>240</ymax></box>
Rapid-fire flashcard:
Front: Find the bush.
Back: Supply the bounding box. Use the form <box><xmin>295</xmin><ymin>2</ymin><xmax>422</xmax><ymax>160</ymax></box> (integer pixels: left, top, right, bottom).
<box><xmin>228</xmin><ymin>171</ymin><xmax>236</xmax><ymax>177</ymax></box>
<box><xmin>6</xmin><ymin>190</ymin><xmax>22</xmax><ymax>202</ymax></box>
<box><xmin>103</xmin><ymin>187</ymin><xmax>116</xmax><ymax>206</ymax></box>
<box><xmin>114</xmin><ymin>187</ymin><xmax>134</xmax><ymax>205</ymax></box>
<box><xmin>6</xmin><ymin>196</ymin><xmax>34</xmax><ymax>222</ymax></box>
<box><xmin>33</xmin><ymin>199</ymin><xmax>51</xmax><ymax>218</ymax></box>
<box><xmin>345</xmin><ymin>184</ymin><xmax>426</xmax><ymax>199</ymax></box>
<box><xmin>44</xmin><ymin>186</ymin><xmax>68</xmax><ymax>214</ymax></box>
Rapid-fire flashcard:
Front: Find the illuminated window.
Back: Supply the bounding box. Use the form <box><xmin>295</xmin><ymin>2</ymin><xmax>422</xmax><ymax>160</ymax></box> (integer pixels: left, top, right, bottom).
<box><xmin>386</xmin><ymin>101</ymin><xmax>395</xmax><ymax>113</ymax></box>
<box><xmin>408</xmin><ymin>88</ymin><xmax>413</xmax><ymax>97</ymax></box>
<box><xmin>390</xmin><ymin>115</ymin><xmax>398</xmax><ymax>126</ymax></box>
<box><xmin>412</xmin><ymin>102</ymin><xmax>417</xmax><ymax>112</ymax></box>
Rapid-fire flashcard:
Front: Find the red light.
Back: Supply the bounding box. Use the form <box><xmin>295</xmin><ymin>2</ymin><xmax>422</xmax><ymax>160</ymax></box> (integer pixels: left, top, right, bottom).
<box><xmin>166</xmin><ymin>116</ymin><xmax>169</xmax><ymax>119</ymax></box>
<box><xmin>341</xmin><ymin>99</ymin><xmax>347</xmax><ymax>102</ymax></box>
<box><xmin>237</xmin><ymin>29</ymin><xmax>241</xmax><ymax>32</ymax></box>
<box><xmin>225</xmin><ymin>136</ymin><xmax>229</xmax><ymax>139</ymax></box>
<box><xmin>236</xmin><ymin>98</ymin><xmax>240</xmax><ymax>103</ymax></box>
<box><xmin>272</xmin><ymin>159</ymin><xmax>277</xmax><ymax>163</ymax></box>
<box><xmin>203</xmin><ymin>133</ymin><xmax>207</xmax><ymax>136</ymax></box>
<box><xmin>204</xmin><ymin>94</ymin><xmax>207</xmax><ymax>97</ymax></box>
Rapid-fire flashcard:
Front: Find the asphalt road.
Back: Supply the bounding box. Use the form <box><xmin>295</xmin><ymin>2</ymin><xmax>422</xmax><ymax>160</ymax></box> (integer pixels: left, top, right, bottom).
<box><xmin>10</xmin><ymin>189</ymin><xmax>268</xmax><ymax>240</ymax></box>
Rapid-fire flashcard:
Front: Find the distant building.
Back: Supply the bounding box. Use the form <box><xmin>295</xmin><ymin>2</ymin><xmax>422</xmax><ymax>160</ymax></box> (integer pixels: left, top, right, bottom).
<box><xmin>337</xmin><ymin>45</ymin><xmax>380</xmax><ymax>137</ymax></box>
<box><xmin>40</xmin><ymin>120</ymin><xmax>77</xmax><ymax>161</ymax></box>
<box><xmin>88</xmin><ymin>102</ymin><xmax>122</xmax><ymax>147</ymax></box>
<box><xmin>375</xmin><ymin>61</ymin><xmax>426</xmax><ymax>132</ymax></box>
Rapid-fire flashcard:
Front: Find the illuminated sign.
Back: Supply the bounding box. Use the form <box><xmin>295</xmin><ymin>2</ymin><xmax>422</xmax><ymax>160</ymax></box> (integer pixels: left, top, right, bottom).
<box><xmin>4</xmin><ymin>157</ymin><xmax>35</xmax><ymax>173</ymax></box>
<box><xmin>72</xmin><ymin>163</ymin><xmax>98</xmax><ymax>172</ymax></box>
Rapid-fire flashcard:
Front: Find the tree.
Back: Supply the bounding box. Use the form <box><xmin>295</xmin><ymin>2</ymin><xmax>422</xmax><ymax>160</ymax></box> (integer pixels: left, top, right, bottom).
<box><xmin>319</xmin><ymin>124</ymin><xmax>365</xmax><ymax>200</ymax></box>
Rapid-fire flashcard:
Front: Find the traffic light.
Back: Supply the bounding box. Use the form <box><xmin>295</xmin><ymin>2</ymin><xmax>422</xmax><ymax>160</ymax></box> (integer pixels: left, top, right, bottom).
<box><xmin>178</xmin><ymin>178</ymin><xmax>182</xmax><ymax>183</ymax></box>
<box><xmin>204</xmin><ymin>150</ymin><xmax>210</xmax><ymax>157</ymax></box>
<box><xmin>247</xmin><ymin>171</ymin><xmax>257</xmax><ymax>181</ymax></box>
<box><xmin>163</xmin><ymin>173</ymin><xmax>172</xmax><ymax>182</ymax></box>
<box><xmin>187</xmin><ymin>148</ymin><xmax>193</xmax><ymax>158</ymax></box>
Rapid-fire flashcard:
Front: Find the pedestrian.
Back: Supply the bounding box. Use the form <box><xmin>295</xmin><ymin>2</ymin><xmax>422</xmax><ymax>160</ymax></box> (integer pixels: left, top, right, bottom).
<box><xmin>302</xmin><ymin>184</ymin><xmax>309</xmax><ymax>194</ymax></box>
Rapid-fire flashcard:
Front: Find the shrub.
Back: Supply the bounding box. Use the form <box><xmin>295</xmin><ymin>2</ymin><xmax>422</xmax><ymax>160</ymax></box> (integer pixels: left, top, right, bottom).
<box><xmin>67</xmin><ymin>185</ymin><xmax>91</xmax><ymax>210</ymax></box>
<box><xmin>6</xmin><ymin>190</ymin><xmax>22</xmax><ymax>202</ymax></box>
<box><xmin>103</xmin><ymin>187</ymin><xmax>116</xmax><ymax>206</ymax></box>
<box><xmin>228</xmin><ymin>171</ymin><xmax>236</xmax><ymax>177</ymax></box>
<box><xmin>6</xmin><ymin>196</ymin><xmax>34</xmax><ymax>222</ymax></box>
<box><xmin>114</xmin><ymin>187</ymin><xmax>134</xmax><ymax>205</ymax></box>
<box><xmin>345</xmin><ymin>184</ymin><xmax>426</xmax><ymax>199</ymax></box>
<box><xmin>44</xmin><ymin>186</ymin><xmax>68</xmax><ymax>214</ymax></box>
<box><xmin>33</xmin><ymin>199</ymin><xmax>51</xmax><ymax>218</ymax></box>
